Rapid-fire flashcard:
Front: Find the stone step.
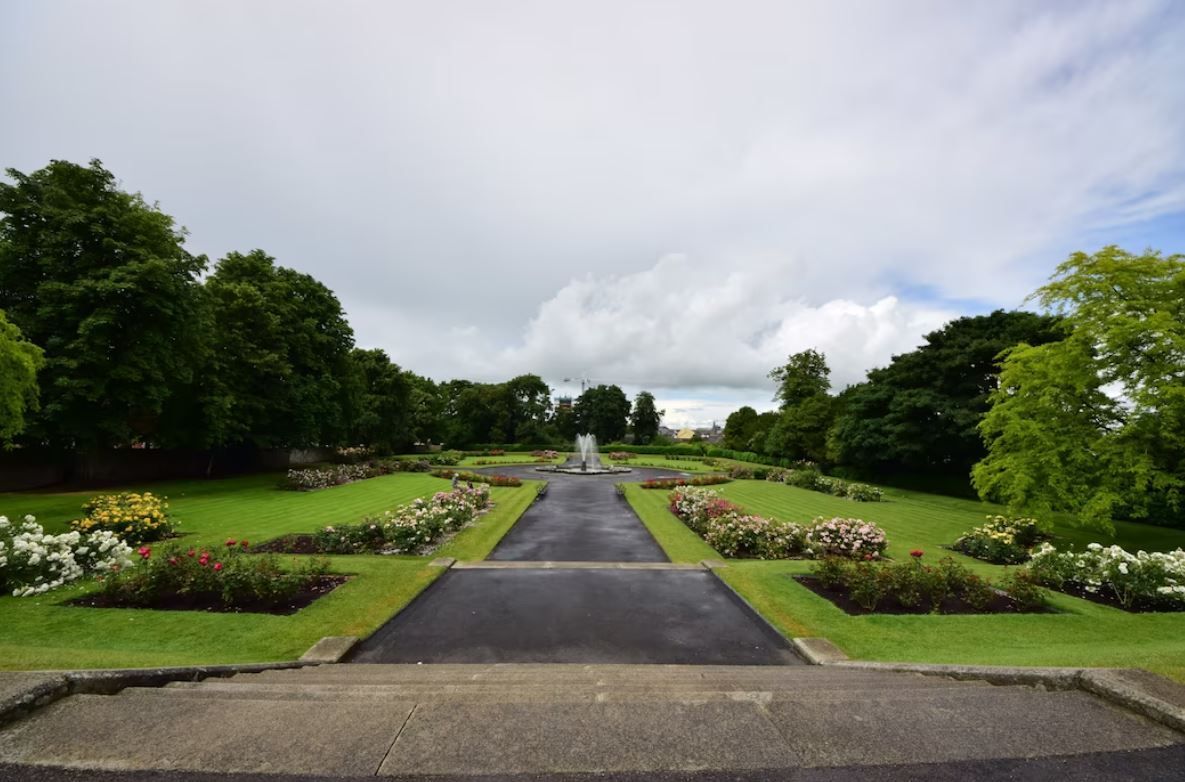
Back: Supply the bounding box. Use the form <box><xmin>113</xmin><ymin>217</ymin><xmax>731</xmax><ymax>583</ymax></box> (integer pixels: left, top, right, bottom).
<box><xmin>4</xmin><ymin>688</ymin><xmax>1175</xmax><ymax>777</ymax></box>
<box><xmin>125</xmin><ymin>682</ymin><xmax>1017</xmax><ymax>704</ymax></box>
<box><xmin>239</xmin><ymin>664</ymin><xmax>959</xmax><ymax>685</ymax></box>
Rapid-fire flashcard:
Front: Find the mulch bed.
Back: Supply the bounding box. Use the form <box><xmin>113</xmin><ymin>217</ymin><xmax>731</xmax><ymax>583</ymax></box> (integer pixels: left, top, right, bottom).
<box><xmin>794</xmin><ymin>575</ymin><xmax>1051</xmax><ymax>616</ymax></box>
<box><xmin>252</xmin><ymin>534</ymin><xmax>324</xmax><ymax>555</ymax></box>
<box><xmin>68</xmin><ymin>575</ymin><xmax>349</xmax><ymax>615</ymax></box>
<box><xmin>1049</xmin><ymin>582</ymin><xmax>1182</xmax><ymax>613</ymax></box>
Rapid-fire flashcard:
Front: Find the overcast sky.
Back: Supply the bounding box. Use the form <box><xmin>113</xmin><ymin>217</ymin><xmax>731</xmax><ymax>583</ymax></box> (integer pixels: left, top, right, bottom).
<box><xmin>3</xmin><ymin>1</ymin><xmax>1183</xmax><ymax>427</ymax></box>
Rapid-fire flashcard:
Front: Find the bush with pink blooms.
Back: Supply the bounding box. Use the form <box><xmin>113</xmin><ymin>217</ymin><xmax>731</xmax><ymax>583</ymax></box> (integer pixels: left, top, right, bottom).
<box><xmin>806</xmin><ymin>518</ymin><xmax>888</xmax><ymax>560</ymax></box>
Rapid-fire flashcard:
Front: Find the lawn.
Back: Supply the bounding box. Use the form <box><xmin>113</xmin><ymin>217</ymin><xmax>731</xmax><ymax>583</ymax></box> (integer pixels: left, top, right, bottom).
<box><xmin>0</xmin><ymin>473</ymin><xmax>537</xmax><ymax>670</ymax></box>
<box><xmin>626</xmin><ymin>478</ymin><xmax>1185</xmax><ymax>683</ymax></box>
<box><xmin>604</xmin><ymin>456</ymin><xmax>719</xmax><ymax>472</ymax></box>
<box><xmin>458</xmin><ymin>453</ymin><xmax>564</xmax><ymax>467</ymax></box>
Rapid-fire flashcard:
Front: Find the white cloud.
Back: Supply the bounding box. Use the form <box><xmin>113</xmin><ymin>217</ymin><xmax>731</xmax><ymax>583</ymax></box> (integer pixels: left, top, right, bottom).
<box><xmin>2</xmin><ymin>0</ymin><xmax>1184</xmax><ymax>413</ymax></box>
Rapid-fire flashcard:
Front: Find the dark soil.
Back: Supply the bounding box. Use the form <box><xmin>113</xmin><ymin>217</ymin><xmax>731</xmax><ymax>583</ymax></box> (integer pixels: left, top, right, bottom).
<box><xmin>1052</xmin><ymin>581</ymin><xmax>1182</xmax><ymax>613</ymax></box>
<box><xmin>252</xmin><ymin>534</ymin><xmax>326</xmax><ymax>555</ymax></box>
<box><xmin>69</xmin><ymin>575</ymin><xmax>348</xmax><ymax>615</ymax></box>
<box><xmin>794</xmin><ymin>576</ymin><xmax>1051</xmax><ymax>616</ymax></box>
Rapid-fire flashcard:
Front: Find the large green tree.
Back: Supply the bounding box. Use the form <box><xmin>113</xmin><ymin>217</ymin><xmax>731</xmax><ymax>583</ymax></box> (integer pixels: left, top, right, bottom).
<box><xmin>347</xmin><ymin>348</ymin><xmax>413</xmax><ymax>453</ymax></box>
<box><xmin>629</xmin><ymin>390</ymin><xmax>663</xmax><ymax>444</ymax></box>
<box><xmin>763</xmin><ymin>349</ymin><xmax>835</xmax><ymax>461</ymax></box>
<box><xmin>973</xmin><ymin>247</ymin><xmax>1185</xmax><ymax>531</ymax></box>
<box><xmin>0</xmin><ymin>159</ymin><xmax>206</xmax><ymax>448</ymax></box>
<box><xmin>0</xmin><ymin>310</ymin><xmax>43</xmax><ymax>441</ymax></box>
<box><xmin>573</xmin><ymin>384</ymin><xmax>631</xmax><ymax>443</ymax></box>
<box><xmin>828</xmin><ymin>310</ymin><xmax>1064</xmax><ymax>475</ymax></box>
<box><xmin>722</xmin><ymin>406</ymin><xmax>759</xmax><ymax>451</ymax></box>
<box><xmin>199</xmin><ymin>250</ymin><xmax>355</xmax><ymax>448</ymax></box>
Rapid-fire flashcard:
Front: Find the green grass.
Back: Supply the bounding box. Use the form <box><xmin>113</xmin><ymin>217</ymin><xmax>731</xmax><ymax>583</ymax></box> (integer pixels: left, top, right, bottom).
<box><xmin>0</xmin><ymin>474</ymin><xmax>537</xmax><ymax>670</ymax></box>
<box><xmin>602</xmin><ymin>456</ymin><xmax>718</xmax><ymax>472</ymax></box>
<box><xmin>626</xmin><ymin>479</ymin><xmax>1185</xmax><ymax>683</ymax></box>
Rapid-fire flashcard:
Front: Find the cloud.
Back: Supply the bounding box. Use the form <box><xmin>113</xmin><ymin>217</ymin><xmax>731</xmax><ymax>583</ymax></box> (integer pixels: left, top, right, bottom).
<box><xmin>2</xmin><ymin>0</ymin><xmax>1184</xmax><ymax>417</ymax></box>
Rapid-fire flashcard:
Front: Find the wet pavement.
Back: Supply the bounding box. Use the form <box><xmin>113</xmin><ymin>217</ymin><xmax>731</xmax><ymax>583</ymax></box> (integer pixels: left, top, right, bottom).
<box><xmin>349</xmin><ymin>464</ymin><xmax>801</xmax><ymax>665</ymax></box>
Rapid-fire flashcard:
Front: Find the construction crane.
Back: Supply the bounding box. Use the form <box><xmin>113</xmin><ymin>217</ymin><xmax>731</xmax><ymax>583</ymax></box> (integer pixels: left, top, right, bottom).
<box><xmin>562</xmin><ymin>376</ymin><xmax>593</xmax><ymax>394</ymax></box>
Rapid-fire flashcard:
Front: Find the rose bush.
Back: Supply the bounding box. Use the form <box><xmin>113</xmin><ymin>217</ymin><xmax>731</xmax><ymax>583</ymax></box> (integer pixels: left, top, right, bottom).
<box><xmin>1026</xmin><ymin>542</ymin><xmax>1185</xmax><ymax>611</ymax></box>
<box><xmin>806</xmin><ymin>518</ymin><xmax>888</xmax><ymax>560</ymax></box>
<box><xmin>953</xmin><ymin>515</ymin><xmax>1048</xmax><ymax>564</ymax></box>
<box><xmin>313</xmin><ymin>485</ymin><xmax>492</xmax><ymax>555</ymax></box>
<box><xmin>1</xmin><ymin>515</ymin><xmax>134</xmax><ymax>597</ymax></box>
<box><xmin>70</xmin><ymin>492</ymin><xmax>174</xmax><ymax>543</ymax></box>
<box><xmin>639</xmin><ymin>475</ymin><xmax>730</xmax><ymax>489</ymax></box>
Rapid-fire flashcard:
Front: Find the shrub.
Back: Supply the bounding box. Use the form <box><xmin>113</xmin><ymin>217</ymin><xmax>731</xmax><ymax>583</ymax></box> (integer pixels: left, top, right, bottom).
<box><xmin>333</xmin><ymin>446</ymin><xmax>373</xmax><ymax>464</ymax></box>
<box><xmin>806</xmin><ymin>518</ymin><xmax>888</xmax><ymax>560</ymax></box>
<box><xmin>608</xmin><ymin>451</ymin><xmax>635</xmax><ymax>461</ymax></box>
<box><xmin>71</xmin><ymin>492</ymin><xmax>175</xmax><ymax>543</ymax></box>
<box><xmin>728</xmin><ymin>466</ymin><xmax>755</xmax><ymax>479</ymax></box>
<box><xmin>313</xmin><ymin>486</ymin><xmax>492</xmax><ymax>555</ymax></box>
<box><xmin>783</xmin><ymin>468</ymin><xmax>824</xmax><ymax>491</ymax></box>
<box><xmin>429</xmin><ymin>451</ymin><xmax>463</xmax><ymax>466</ymax></box>
<box><xmin>666</xmin><ymin>486</ymin><xmax>805</xmax><ymax>558</ymax></box>
<box><xmin>430</xmin><ymin>469</ymin><xmax>522</xmax><ymax>487</ymax></box>
<box><xmin>844</xmin><ymin>483</ymin><xmax>884</xmax><ymax>502</ymax></box>
<box><xmin>1027</xmin><ymin>542</ymin><xmax>1185</xmax><ymax>610</ymax></box>
<box><xmin>2</xmin><ymin>515</ymin><xmax>134</xmax><ymax>597</ymax></box>
<box><xmin>953</xmin><ymin>515</ymin><xmax>1048</xmax><ymax>564</ymax></box>
<box><xmin>639</xmin><ymin>475</ymin><xmax>730</xmax><ymax>489</ymax></box>
<box><xmin>487</xmin><ymin>448</ymin><xmax>506</xmax><ymax>456</ymax></box>
<box><xmin>809</xmin><ymin>554</ymin><xmax>1047</xmax><ymax>613</ymax></box>
<box><xmin>98</xmin><ymin>541</ymin><xmax>329</xmax><ymax>608</ymax></box>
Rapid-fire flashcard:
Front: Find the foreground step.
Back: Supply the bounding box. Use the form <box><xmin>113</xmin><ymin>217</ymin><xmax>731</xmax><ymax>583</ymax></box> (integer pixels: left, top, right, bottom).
<box><xmin>1</xmin><ymin>671</ymin><xmax>1178</xmax><ymax>776</ymax></box>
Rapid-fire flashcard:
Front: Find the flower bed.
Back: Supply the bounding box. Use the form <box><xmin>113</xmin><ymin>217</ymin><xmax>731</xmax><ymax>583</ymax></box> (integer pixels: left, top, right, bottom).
<box><xmin>2</xmin><ymin>515</ymin><xmax>134</xmax><ymax>597</ymax></box>
<box><xmin>70</xmin><ymin>492</ymin><xmax>175</xmax><ymax>543</ymax></box>
<box><xmin>798</xmin><ymin>553</ymin><xmax>1048</xmax><ymax>615</ymax></box>
<box><xmin>666</xmin><ymin>487</ymin><xmax>889</xmax><ymax>560</ymax></box>
<box><xmin>774</xmin><ymin>468</ymin><xmax>884</xmax><ymax>501</ymax></box>
<box><xmin>952</xmin><ymin>515</ymin><xmax>1050</xmax><ymax>564</ymax></box>
<box><xmin>73</xmin><ymin>540</ymin><xmax>341</xmax><ymax>614</ymax></box>
<box><xmin>285</xmin><ymin>459</ymin><xmax>431</xmax><ymax>490</ymax></box>
<box><xmin>431</xmin><ymin>469</ymin><xmax>522</xmax><ymax>487</ymax></box>
<box><xmin>258</xmin><ymin>485</ymin><xmax>493</xmax><ymax>556</ymax></box>
<box><xmin>639</xmin><ymin>475</ymin><xmax>731</xmax><ymax>489</ymax></box>
<box><xmin>608</xmin><ymin>451</ymin><xmax>635</xmax><ymax>461</ymax></box>
<box><xmin>1026</xmin><ymin>543</ymin><xmax>1185</xmax><ymax>612</ymax></box>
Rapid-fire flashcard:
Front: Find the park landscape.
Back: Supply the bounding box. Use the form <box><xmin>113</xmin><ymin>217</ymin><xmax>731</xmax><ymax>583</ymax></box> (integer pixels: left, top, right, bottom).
<box><xmin>4</xmin><ymin>1</ymin><xmax>1185</xmax><ymax>777</ymax></box>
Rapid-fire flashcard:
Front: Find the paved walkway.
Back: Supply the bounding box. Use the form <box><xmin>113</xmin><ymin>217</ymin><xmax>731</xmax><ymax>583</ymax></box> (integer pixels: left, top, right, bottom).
<box><xmin>348</xmin><ymin>466</ymin><xmax>799</xmax><ymax>664</ymax></box>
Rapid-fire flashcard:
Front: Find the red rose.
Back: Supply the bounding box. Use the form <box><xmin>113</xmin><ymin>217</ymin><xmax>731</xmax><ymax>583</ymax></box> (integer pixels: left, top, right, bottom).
<box><xmin>168</xmin><ymin>557</ymin><xmax>179</xmax><ymax>566</ymax></box>
<box><xmin>137</xmin><ymin>546</ymin><xmax>151</xmax><ymax>559</ymax></box>
<box><xmin>187</xmin><ymin>548</ymin><xmax>196</xmax><ymax>558</ymax></box>
<box><xmin>213</xmin><ymin>562</ymin><xmax>223</xmax><ymax>571</ymax></box>
<box><xmin>910</xmin><ymin>549</ymin><xmax>924</xmax><ymax>558</ymax></box>
<box><xmin>225</xmin><ymin>539</ymin><xmax>237</xmax><ymax>547</ymax></box>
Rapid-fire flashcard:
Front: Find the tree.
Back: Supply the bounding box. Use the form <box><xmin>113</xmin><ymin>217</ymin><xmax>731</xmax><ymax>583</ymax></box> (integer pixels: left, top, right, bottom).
<box><xmin>769</xmin><ymin>349</ymin><xmax>830</xmax><ymax>409</ymax></box>
<box><xmin>0</xmin><ymin>159</ymin><xmax>206</xmax><ymax>448</ymax></box>
<box><xmin>973</xmin><ymin>247</ymin><xmax>1185</xmax><ymax>531</ymax></box>
<box><xmin>198</xmin><ymin>250</ymin><xmax>355</xmax><ymax>448</ymax></box>
<box><xmin>722</xmin><ymin>406</ymin><xmax>759</xmax><ymax>451</ymax></box>
<box><xmin>765</xmin><ymin>394</ymin><xmax>836</xmax><ymax>463</ymax></box>
<box><xmin>347</xmin><ymin>348</ymin><xmax>413</xmax><ymax>453</ymax></box>
<box><xmin>828</xmin><ymin>310</ymin><xmax>1064</xmax><ymax>475</ymax></box>
<box><xmin>573</xmin><ymin>384</ymin><xmax>631</xmax><ymax>443</ymax></box>
<box><xmin>504</xmin><ymin>374</ymin><xmax>553</xmax><ymax>443</ymax></box>
<box><xmin>0</xmin><ymin>310</ymin><xmax>43</xmax><ymax>441</ymax></box>
<box><xmin>629</xmin><ymin>391</ymin><xmax>663</xmax><ymax>444</ymax></box>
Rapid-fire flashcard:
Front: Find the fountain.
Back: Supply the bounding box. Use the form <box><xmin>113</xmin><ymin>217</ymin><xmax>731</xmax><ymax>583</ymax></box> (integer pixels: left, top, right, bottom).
<box><xmin>536</xmin><ymin>434</ymin><xmax>631</xmax><ymax>475</ymax></box>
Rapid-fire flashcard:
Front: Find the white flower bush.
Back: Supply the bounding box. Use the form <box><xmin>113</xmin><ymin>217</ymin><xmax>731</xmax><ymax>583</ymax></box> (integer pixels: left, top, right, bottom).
<box><xmin>0</xmin><ymin>515</ymin><xmax>134</xmax><ymax>597</ymax></box>
<box><xmin>1027</xmin><ymin>542</ymin><xmax>1185</xmax><ymax>611</ymax></box>
<box><xmin>805</xmin><ymin>517</ymin><xmax>888</xmax><ymax>560</ymax></box>
<box><xmin>314</xmin><ymin>485</ymin><xmax>492</xmax><ymax>554</ymax></box>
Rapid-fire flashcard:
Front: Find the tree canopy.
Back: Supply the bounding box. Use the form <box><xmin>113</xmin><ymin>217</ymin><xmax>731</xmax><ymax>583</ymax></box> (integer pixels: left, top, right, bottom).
<box><xmin>573</xmin><ymin>384</ymin><xmax>631</xmax><ymax>443</ymax></box>
<box><xmin>973</xmin><ymin>247</ymin><xmax>1185</xmax><ymax>531</ymax></box>
<box><xmin>0</xmin><ymin>159</ymin><xmax>206</xmax><ymax>448</ymax></box>
<box><xmin>828</xmin><ymin>310</ymin><xmax>1064</xmax><ymax>475</ymax></box>
<box><xmin>629</xmin><ymin>391</ymin><xmax>663</xmax><ymax>444</ymax></box>
<box><xmin>0</xmin><ymin>310</ymin><xmax>43</xmax><ymax>441</ymax></box>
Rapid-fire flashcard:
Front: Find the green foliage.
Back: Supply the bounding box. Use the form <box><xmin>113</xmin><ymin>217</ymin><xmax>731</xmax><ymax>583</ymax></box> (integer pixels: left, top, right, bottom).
<box><xmin>0</xmin><ymin>159</ymin><xmax>207</xmax><ymax>448</ymax></box>
<box><xmin>952</xmin><ymin>515</ymin><xmax>1048</xmax><ymax>564</ymax></box>
<box><xmin>828</xmin><ymin>310</ymin><xmax>1064</xmax><ymax>475</ymax></box>
<box><xmin>346</xmin><ymin>348</ymin><xmax>413</xmax><ymax>453</ymax></box>
<box><xmin>573</xmin><ymin>384</ymin><xmax>631</xmax><ymax>443</ymax></box>
<box><xmin>722</xmin><ymin>406</ymin><xmax>760</xmax><ymax>451</ymax></box>
<box><xmin>629</xmin><ymin>390</ymin><xmax>663</xmax><ymax>444</ymax></box>
<box><xmin>0</xmin><ymin>310</ymin><xmax>42</xmax><ymax>441</ymax></box>
<box><xmin>765</xmin><ymin>394</ymin><xmax>836</xmax><ymax>462</ymax></box>
<box><xmin>974</xmin><ymin>247</ymin><xmax>1185</xmax><ymax>531</ymax></box>
<box><xmin>769</xmin><ymin>348</ymin><xmax>830</xmax><ymax>409</ymax></box>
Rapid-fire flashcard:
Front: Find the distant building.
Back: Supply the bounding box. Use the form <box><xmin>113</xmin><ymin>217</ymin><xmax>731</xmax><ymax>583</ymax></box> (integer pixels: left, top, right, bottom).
<box><xmin>555</xmin><ymin>396</ymin><xmax>573</xmax><ymax>412</ymax></box>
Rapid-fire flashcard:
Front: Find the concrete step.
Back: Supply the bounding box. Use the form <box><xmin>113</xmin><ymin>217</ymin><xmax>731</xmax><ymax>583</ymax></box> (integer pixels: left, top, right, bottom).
<box><xmin>5</xmin><ymin>686</ymin><xmax>1175</xmax><ymax>777</ymax></box>
<box><xmin>145</xmin><ymin>679</ymin><xmax>998</xmax><ymax>701</ymax></box>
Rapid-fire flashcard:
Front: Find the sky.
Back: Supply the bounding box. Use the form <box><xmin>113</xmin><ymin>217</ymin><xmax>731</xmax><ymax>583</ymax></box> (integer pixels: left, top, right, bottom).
<box><xmin>2</xmin><ymin>0</ymin><xmax>1183</xmax><ymax>428</ymax></box>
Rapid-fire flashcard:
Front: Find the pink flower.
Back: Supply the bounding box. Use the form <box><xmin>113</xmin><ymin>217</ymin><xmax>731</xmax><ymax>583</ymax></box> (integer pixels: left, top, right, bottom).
<box><xmin>168</xmin><ymin>556</ymin><xmax>179</xmax><ymax>566</ymax></box>
<box><xmin>225</xmin><ymin>538</ymin><xmax>237</xmax><ymax>547</ymax></box>
<box><xmin>187</xmin><ymin>548</ymin><xmax>196</xmax><ymax>557</ymax></box>
<box><xmin>910</xmin><ymin>549</ymin><xmax>924</xmax><ymax>558</ymax></box>
<box><xmin>137</xmin><ymin>546</ymin><xmax>151</xmax><ymax>559</ymax></box>
<box><xmin>213</xmin><ymin>562</ymin><xmax>223</xmax><ymax>571</ymax></box>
